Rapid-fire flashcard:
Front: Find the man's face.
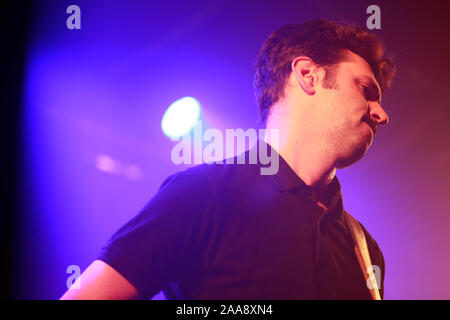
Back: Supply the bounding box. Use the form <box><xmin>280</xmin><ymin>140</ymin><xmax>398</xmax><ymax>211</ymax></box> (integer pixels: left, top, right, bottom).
<box><xmin>315</xmin><ymin>50</ymin><xmax>389</xmax><ymax>168</ymax></box>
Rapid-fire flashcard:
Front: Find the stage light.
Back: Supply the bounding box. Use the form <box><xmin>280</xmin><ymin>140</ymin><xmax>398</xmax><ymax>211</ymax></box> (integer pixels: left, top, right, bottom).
<box><xmin>161</xmin><ymin>96</ymin><xmax>200</xmax><ymax>138</ymax></box>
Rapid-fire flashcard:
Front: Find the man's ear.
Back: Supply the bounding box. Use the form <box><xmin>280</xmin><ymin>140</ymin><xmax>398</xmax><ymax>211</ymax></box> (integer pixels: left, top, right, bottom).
<box><xmin>291</xmin><ymin>56</ymin><xmax>320</xmax><ymax>95</ymax></box>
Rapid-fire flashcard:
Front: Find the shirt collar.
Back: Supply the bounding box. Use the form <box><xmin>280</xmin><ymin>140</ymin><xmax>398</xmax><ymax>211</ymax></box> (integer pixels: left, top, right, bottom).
<box><xmin>253</xmin><ymin>140</ymin><xmax>344</xmax><ymax>219</ymax></box>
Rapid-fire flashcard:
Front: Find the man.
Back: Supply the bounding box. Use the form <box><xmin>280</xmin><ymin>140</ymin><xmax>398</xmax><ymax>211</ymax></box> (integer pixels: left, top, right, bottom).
<box><xmin>61</xmin><ymin>19</ymin><xmax>395</xmax><ymax>300</ymax></box>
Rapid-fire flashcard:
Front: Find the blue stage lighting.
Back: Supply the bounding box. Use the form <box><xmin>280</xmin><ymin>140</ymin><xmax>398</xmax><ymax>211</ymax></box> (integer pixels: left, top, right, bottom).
<box><xmin>161</xmin><ymin>97</ymin><xmax>201</xmax><ymax>138</ymax></box>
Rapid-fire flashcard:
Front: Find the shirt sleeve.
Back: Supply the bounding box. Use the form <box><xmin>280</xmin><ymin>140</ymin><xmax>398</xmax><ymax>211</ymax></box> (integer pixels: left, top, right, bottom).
<box><xmin>96</xmin><ymin>170</ymin><xmax>215</xmax><ymax>299</ymax></box>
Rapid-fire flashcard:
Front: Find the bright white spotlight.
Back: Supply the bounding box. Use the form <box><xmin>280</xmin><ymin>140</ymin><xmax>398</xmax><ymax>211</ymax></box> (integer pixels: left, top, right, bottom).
<box><xmin>161</xmin><ymin>97</ymin><xmax>201</xmax><ymax>138</ymax></box>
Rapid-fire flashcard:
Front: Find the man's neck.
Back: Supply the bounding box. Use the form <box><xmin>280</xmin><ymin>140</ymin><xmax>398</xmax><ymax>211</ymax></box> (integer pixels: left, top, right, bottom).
<box><xmin>264</xmin><ymin>128</ymin><xmax>337</xmax><ymax>203</ymax></box>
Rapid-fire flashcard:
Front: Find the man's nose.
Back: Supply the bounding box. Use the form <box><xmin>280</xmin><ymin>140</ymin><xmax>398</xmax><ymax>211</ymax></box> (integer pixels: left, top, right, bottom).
<box><xmin>369</xmin><ymin>101</ymin><xmax>389</xmax><ymax>125</ymax></box>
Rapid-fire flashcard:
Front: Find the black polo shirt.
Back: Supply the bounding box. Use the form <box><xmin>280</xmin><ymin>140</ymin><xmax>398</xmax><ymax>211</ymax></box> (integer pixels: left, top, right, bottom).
<box><xmin>97</xmin><ymin>141</ymin><xmax>385</xmax><ymax>299</ymax></box>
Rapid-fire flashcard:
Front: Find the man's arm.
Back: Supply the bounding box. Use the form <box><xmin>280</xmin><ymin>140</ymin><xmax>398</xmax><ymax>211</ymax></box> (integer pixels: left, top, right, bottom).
<box><xmin>61</xmin><ymin>170</ymin><xmax>214</xmax><ymax>300</ymax></box>
<box><xmin>60</xmin><ymin>260</ymin><xmax>141</xmax><ymax>300</ymax></box>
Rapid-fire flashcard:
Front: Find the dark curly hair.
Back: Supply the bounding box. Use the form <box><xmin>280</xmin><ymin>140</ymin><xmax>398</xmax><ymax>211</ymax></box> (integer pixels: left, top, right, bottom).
<box><xmin>254</xmin><ymin>19</ymin><xmax>396</xmax><ymax>125</ymax></box>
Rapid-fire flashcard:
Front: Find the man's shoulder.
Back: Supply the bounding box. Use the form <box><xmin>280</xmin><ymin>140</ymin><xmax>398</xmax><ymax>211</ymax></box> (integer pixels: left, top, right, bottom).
<box><xmin>343</xmin><ymin>211</ymin><xmax>379</xmax><ymax>243</ymax></box>
<box><xmin>342</xmin><ymin>210</ymin><xmax>384</xmax><ymax>264</ymax></box>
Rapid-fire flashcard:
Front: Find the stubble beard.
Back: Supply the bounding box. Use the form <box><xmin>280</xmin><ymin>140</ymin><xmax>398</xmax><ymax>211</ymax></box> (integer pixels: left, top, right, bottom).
<box><xmin>333</xmin><ymin>125</ymin><xmax>371</xmax><ymax>169</ymax></box>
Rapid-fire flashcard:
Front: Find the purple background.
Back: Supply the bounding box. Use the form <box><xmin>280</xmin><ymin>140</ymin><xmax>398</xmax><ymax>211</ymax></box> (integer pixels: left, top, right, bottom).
<box><xmin>17</xmin><ymin>0</ymin><xmax>450</xmax><ymax>299</ymax></box>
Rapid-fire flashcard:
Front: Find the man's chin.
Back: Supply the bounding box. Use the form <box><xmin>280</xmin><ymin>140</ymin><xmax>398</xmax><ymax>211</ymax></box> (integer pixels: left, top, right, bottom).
<box><xmin>336</xmin><ymin>144</ymin><xmax>369</xmax><ymax>169</ymax></box>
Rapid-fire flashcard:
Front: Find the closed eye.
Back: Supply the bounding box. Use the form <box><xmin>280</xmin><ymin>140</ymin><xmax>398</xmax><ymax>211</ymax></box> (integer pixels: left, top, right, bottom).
<box><xmin>361</xmin><ymin>84</ymin><xmax>380</xmax><ymax>102</ymax></box>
